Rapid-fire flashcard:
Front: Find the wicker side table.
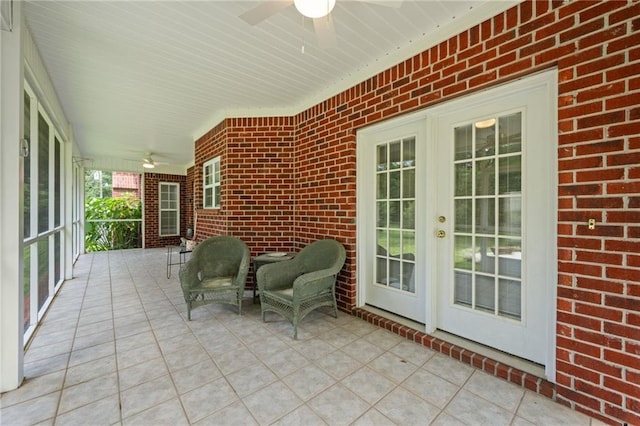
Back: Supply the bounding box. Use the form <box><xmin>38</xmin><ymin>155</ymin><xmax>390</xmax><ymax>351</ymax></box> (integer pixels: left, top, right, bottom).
<box><xmin>252</xmin><ymin>252</ymin><xmax>295</xmax><ymax>303</ymax></box>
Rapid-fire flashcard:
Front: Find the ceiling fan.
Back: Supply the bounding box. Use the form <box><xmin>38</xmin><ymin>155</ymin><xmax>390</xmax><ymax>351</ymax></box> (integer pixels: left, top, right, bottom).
<box><xmin>239</xmin><ymin>0</ymin><xmax>402</xmax><ymax>50</ymax></box>
<box><xmin>141</xmin><ymin>153</ymin><xmax>167</xmax><ymax>169</ymax></box>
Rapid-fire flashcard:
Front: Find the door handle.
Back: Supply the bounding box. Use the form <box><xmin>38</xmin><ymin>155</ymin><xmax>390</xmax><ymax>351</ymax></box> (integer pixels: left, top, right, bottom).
<box><xmin>437</xmin><ymin>230</ymin><xmax>446</xmax><ymax>238</ymax></box>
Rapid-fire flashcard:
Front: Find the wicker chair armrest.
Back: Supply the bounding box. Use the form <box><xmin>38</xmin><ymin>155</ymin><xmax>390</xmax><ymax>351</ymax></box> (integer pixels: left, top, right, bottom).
<box><xmin>179</xmin><ymin>259</ymin><xmax>201</xmax><ymax>291</ymax></box>
<box><xmin>233</xmin><ymin>251</ymin><xmax>251</xmax><ymax>289</ymax></box>
<box><xmin>292</xmin><ymin>269</ymin><xmax>337</xmax><ymax>300</ymax></box>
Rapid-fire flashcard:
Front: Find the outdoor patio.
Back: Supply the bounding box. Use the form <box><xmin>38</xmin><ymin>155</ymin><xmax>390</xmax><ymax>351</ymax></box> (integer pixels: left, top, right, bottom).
<box><xmin>1</xmin><ymin>248</ymin><xmax>600</xmax><ymax>425</ymax></box>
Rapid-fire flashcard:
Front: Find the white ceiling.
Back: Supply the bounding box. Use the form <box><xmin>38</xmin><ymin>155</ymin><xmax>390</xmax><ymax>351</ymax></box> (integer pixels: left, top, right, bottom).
<box><xmin>23</xmin><ymin>0</ymin><xmax>514</xmax><ymax>174</ymax></box>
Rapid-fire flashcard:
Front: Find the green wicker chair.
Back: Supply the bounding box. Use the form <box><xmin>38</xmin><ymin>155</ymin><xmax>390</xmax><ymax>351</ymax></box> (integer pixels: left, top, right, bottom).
<box><xmin>257</xmin><ymin>239</ymin><xmax>346</xmax><ymax>339</ymax></box>
<box><xmin>179</xmin><ymin>236</ymin><xmax>250</xmax><ymax>320</ymax></box>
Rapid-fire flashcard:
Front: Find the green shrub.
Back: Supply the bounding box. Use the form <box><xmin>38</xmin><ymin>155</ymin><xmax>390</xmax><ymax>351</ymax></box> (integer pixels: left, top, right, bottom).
<box><xmin>85</xmin><ymin>195</ymin><xmax>142</xmax><ymax>252</ymax></box>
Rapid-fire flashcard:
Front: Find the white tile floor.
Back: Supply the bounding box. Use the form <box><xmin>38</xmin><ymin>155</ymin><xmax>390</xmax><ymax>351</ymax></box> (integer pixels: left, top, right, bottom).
<box><xmin>1</xmin><ymin>249</ymin><xmax>601</xmax><ymax>426</ymax></box>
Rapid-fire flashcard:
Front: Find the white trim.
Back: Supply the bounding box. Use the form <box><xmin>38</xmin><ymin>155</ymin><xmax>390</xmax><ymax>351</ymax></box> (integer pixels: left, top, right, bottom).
<box><xmin>0</xmin><ymin>0</ymin><xmax>24</xmax><ymax>392</ymax></box>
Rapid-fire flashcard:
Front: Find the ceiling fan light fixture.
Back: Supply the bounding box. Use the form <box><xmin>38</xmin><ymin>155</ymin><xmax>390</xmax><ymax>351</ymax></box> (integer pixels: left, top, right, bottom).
<box><xmin>294</xmin><ymin>0</ymin><xmax>336</xmax><ymax>19</ymax></box>
<box><xmin>143</xmin><ymin>160</ymin><xmax>155</xmax><ymax>169</ymax></box>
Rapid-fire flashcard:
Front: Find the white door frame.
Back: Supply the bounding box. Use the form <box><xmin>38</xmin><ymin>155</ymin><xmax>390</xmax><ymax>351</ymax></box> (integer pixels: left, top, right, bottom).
<box><xmin>356</xmin><ymin>70</ymin><xmax>558</xmax><ymax>380</ymax></box>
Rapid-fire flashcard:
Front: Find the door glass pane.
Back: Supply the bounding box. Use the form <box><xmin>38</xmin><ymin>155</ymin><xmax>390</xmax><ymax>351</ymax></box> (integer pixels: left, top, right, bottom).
<box><xmin>389</xmin><ymin>171</ymin><xmax>400</xmax><ymax>198</ymax></box>
<box><xmin>475</xmin><ymin>275</ymin><xmax>495</xmax><ymax>313</ymax></box>
<box><xmin>499</xmin><ymin>279</ymin><xmax>521</xmax><ymax>319</ymax></box>
<box><xmin>377</xmin><ymin>145</ymin><xmax>387</xmax><ymax>171</ymax></box>
<box><xmin>389</xmin><ymin>141</ymin><xmax>401</xmax><ymax>169</ymax></box>
<box><xmin>475</xmin><ymin>198</ymin><xmax>495</xmax><ymax>234</ymax></box>
<box><xmin>402</xmin><ymin>200</ymin><xmax>415</xmax><ymax>229</ymax></box>
<box><xmin>376</xmin><ymin>229</ymin><xmax>387</xmax><ymax>253</ymax></box>
<box><xmin>454</xmin><ymin>271</ymin><xmax>472</xmax><ymax>306</ymax></box>
<box><xmin>375</xmin><ymin>137</ymin><xmax>416</xmax><ymax>294</ymax></box>
<box><xmin>377</xmin><ymin>173</ymin><xmax>387</xmax><ymax>198</ymax></box>
<box><xmin>455</xmin><ymin>163</ymin><xmax>472</xmax><ymax>197</ymax></box>
<box><xmin>499</xmin><ymin>198</ymin><xmax>521</xmax><ymax>236</ymax></box>
<box><xmin>388</xmin><ymin>258</ymin><xmax>401</xmax><ymax>289</ymax></box>
<box><xmin>455</xmin><ymin>199</ymin><xmax>472</xmax><ymax>233</ymax></box>
<box><xmin>498</xmin><ymin>238</ymin><xmax>521</xmax><ymax>278</ymax></box>
<box><xmin>499</xmin><ymin>113</ymin><xmax>522</xmax><ymax>154</ymax></box>
<box><xmin>376</xmin><ymin>255</ymin><xmax>387</xmax><ymax>285</ymax></box>
<box><xmin>376</xmin><ymin>201</ymin><xmax>387</xmax><ymax>227</ymax></box>
<box><xmin>401</xmin><ymin>231</ymin><xmax>416</xmax><ymax>292</ymax></box>
<box><xmin>403</xmin><ymin>137</ymin><xmax>415</xmax><ymax>167</ymax></box>
<box><xmin>403</xmin><ymin>169</ymin><xmax>415</xmax><ymax>198</ymax></box>
<box><xmin>388</xmin><ymin>230</ymin><xmax>400</xmax><ymax>255</ymax></box>
<box><xmin>454</xmin><ymin>235</ymin><xmax>474</xmax><ymax>271</ymax></box>
<box><xmin>389</xmin><ymin>201</ymin><xmax>400</xmax><ymax>228</ymax></box>
<box><xmin>376</xmin><ymin>230</ymin><xmax>388</xmax><ymax>285</ymax></box>
<box><xmin>38</xmin><ymin>113</ymin><xmax>49</xmax><ymax>234</ymax></box>
<box><xmin>499</xmin><ymin>155</ymin><xmax>521</xmax><ymax>194</ymax></box>
<box><xmin>475</xmin><ymin>159</ymin><xmax>495</xmax><ymax>196</ymax></box>
<box><xmin>475</xmin><ymin>121</ymin><xmax>495</xmax><ymax>157</ymax></box>
<box><xmin>476</xmin><ymin>236</ymin><xmax>495</xmax><ymax>274</ymax></box>
<box><xmin>452</xmin><ymin>112</ymin><xmax>523</xmax><ymax>320</ymax></box>
<box><xmin>454</xmin><ymin>125</ymin><xmax>472</xmax><ymax>161</ymax></box>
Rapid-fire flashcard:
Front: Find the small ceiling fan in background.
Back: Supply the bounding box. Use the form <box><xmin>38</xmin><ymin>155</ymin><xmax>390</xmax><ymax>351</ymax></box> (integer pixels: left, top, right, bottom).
<box><xmin>141</xmin><ymin>153</ymin><xmax>168</xmax><ymax>169</ymax></box>
<box><xmin>239</xmin><ymin>0</ymin><xmax>402</xmax><ymax>50</ymax></box>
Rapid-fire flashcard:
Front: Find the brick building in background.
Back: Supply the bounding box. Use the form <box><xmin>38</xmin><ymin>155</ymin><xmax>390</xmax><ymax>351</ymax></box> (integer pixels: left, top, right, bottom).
<box><xmin>111</xmin><ymin>172</ymin><xmax>142</xmax><ymax>198</ymax></box>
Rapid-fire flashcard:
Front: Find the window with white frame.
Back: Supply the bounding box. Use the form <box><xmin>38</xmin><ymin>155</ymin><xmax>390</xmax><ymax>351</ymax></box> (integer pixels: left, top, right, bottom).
<box><xmin>159</xmin><ymin>182</ymin><xmax>180</xmax><ymax>236</ymax></box>
<box><xmin>203</xmin><ymin>157</ymin><xmax>220</xmax><ymax>208</ymax></box>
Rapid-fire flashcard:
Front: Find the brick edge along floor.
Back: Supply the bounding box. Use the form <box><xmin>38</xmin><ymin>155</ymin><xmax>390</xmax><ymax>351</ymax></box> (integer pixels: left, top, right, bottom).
<box><xmin>351</xmin><ymin>308</ymin><xmax>557</xmax><ymax>401</ymax></box>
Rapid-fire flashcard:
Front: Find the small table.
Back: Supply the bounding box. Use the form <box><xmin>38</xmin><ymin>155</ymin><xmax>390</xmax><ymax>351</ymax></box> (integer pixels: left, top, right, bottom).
<box><xmin>252</xmin><ymin>252</ymin><xmax>295</xmax><ymax>303</ymax></box>
<box><xmin>166</xmin><ymin>245</ymin><xmax>192</xmax><ymax>278</ymax></box>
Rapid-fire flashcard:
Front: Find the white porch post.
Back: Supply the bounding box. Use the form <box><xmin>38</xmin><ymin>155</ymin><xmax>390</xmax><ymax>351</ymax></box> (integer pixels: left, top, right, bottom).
<box><xmin>0</xmin><ymin>1</ymin><xmax>25</xmax><ymax>392</ymax></box>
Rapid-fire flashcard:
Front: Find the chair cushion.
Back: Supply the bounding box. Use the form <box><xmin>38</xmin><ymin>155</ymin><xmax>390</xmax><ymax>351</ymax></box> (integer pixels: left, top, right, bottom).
<box><xmin>199</xmin><ymin>276</ymin><xmax>234</xmax><ymax>289</ymax></box>
<box><xmin>270</xmin><ymin>287</ymin><xmax>294</xmax><ymax>301</ymax></box>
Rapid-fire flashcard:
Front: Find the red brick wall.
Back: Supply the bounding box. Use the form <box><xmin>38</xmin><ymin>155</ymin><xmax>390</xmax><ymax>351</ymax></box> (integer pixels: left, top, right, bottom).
<box><xmin>112</xmin><ymin>171</ymin><xmax>141</xmax><ymax>198</ymax></box>
<box><xmin>193</xmin><ymin>117</ymin><xmax>297</xmax><ymax>251</ymax></box>
<box><xmin>189</xmin><ymin>1</ymin><xmax>639</xmax><ymax>423</ymax></box>
<box><xmin>193</xmin><ymin>121</ymin><xmax>229</xmax><ymax>238</ymax></box>
<box><xmin>143</xmin><ymin>172</ymin><xmax>187</xmax><ymax>248</ymax></box>
<box><xmin>294</xmin><ymin>105</ymin><xmax>358</xmax><ymax>309</ymax></box>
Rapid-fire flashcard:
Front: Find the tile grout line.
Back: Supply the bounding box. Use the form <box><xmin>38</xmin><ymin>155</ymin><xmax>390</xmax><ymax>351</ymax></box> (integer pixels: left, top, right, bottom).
<box><xmin>119</xmin><ymin>249</ymin><xmax>189</xmax><ymax>423</ymax></box>
<box><xmin>50</xmin><ymin>252</ymin><xmax>94</xmax><ymax>425</ymax></box>
<box><xmin>110</xmin><ymin>250</ymin><xmax>127</xmax><ymax>425</ymax></box>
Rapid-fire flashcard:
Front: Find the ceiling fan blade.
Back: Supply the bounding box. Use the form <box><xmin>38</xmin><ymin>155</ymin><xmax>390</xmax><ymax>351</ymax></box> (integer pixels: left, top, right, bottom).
<box><xmin>239</xmin><ymin>0</ymin><xmax>293</xmax><ymax>25</ymax></box>
<box><xmin>313</xmin><ymin>14</ymin><xmax>336</xmax><ymax>50</ymax></box>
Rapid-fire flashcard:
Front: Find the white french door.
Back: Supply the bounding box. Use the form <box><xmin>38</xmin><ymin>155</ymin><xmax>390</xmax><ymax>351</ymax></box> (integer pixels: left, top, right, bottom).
<box><xmin>433</xmin><ymin>72</ymin><xmax>557</xmax><ymax>365</ymax></box>
<box><xmin>358</xmin><ymin>71</ymin><xmax>557</xmax><ymax>368</ymax></box>
<box><xmin>357</xmin><ymin>118</ymin><xmax>428</xmax><ymax>323</ymax></box>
